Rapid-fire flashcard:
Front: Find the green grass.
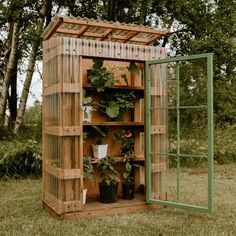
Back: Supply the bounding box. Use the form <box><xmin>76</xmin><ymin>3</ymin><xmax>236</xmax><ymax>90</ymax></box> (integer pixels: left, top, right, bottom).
<box><xmin>0</xmin><ymin>164</ymin><xmax>236</xmax><ymax>236</ymax></box>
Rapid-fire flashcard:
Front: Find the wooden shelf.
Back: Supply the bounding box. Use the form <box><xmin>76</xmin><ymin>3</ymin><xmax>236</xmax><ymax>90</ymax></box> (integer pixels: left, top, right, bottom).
<box><xmin>91</xmin><ymin>155</ymin><xmax>145</xmax><ymax>164</ymax></box>
<box><xmin>83</xmin><ymin>122</ymin><xmax>144</xmax><ymax>126</ymax></box>
<box><xmin>83</xmin><ymin>83</ymin><xmax>144</xmax><ymax>91</ymax></box>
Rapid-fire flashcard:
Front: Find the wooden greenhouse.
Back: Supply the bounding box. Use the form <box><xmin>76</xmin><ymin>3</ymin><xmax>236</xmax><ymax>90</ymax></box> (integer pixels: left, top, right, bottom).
<box><xmin>42</xmin><ymin>16</ymin><xmax>214</xmax><ymax>219</ymax></box>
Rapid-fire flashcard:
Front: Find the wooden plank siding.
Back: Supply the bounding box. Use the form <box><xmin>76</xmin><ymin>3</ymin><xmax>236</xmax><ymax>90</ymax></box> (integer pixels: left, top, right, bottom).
<box><xmin>42</xmin><ymin>23</ymin><xmax>167</xmax><ymax>218</ymax></box>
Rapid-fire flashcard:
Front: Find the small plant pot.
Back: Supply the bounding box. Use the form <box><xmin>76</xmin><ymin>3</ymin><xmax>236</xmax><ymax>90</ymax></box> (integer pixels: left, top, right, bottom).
<box><xmin>122</xmin><ymin>182</ymin><xmax>135</xmax><ymax>200</ymax></box>
<box><xmin>83</xmin><ymin>188</ymin><xmax>87</xmax><ymax>204</ymax></box>
<box><xmin>83</xmin><ymin>106</ymin><xmax>92</xmax><ymax>122</ymax></box>
<box><xmin>92</xmin><ymin>144</ymin><xmax>108</xmax><ymax>159</ymax></box>
<box><xmin>113</xmin><ymin>112</ymin><xmax>124</xmax><ymax>121</ymax></box>
<box><xmin>99</xmin><ymin>182</ymin><xmax>118</xmax><ymax>203</ymax></box>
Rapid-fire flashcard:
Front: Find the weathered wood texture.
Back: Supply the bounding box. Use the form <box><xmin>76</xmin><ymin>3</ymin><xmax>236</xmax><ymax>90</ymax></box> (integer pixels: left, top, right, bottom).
<box><xmin>150</xmin><ymin>63</ymin><xmax>168</xmax><ymax>200</ymax></box>
<box><xmin>42</xmin><ymin>33</ymin><xmax>167</xmax><ymax>218</ymax></box>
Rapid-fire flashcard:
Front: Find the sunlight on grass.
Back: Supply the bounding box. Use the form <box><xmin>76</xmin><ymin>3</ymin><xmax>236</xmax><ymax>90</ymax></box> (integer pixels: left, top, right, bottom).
<box><xmin>0</xmin><ymin>164</ymin><xmax>236</xmax><ymax>236</ymax></box>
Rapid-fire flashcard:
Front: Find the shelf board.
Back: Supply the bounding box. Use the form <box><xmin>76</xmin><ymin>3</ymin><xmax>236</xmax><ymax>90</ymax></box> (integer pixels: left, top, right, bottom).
<box><xmin>83</xmin><ymin>83</ymin><xmax>144</xmax><ymax>91</ymax></box>
<box><xmin>91</xmin><ymin>155</ymin><xmax>145</xmax><ymax>164</ymax></box>
<box><xmin>83</xmin><ymin>122</ymin><xmax>144</xmax><ymax>126</ymax></box>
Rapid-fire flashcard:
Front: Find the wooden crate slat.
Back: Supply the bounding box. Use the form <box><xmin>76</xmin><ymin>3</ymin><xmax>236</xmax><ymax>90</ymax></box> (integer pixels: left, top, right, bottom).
<box><xmin>44</xmin><ymin>163</ymin><xmax>81</xmax><ymax>179</ymax></box>
<box><xmin>44</xmin><ymin>126</ymin><xmax>81</xmax><ymax>136</ymax></box>
<box><xmin>44</xmin><ymin>192</ymin><xmax>82</xmax><ymax>214</ymax></box>
<box><xmin>150</xmin><ymin>86</ymin><xmax>167</xmax><ymax>96</ymax></box>
<box><xmin>44</xmin><ymin>83</ymin><xmax>81</xmax><ymax>96</ymax></box>
<box><xmin>151</xmin><ymin>125</ymin><xmax>167</xmax><ymax>134</ymax></box>
<box><xmin>151</xmin><ymin>162</ymin><xmax>167</xmax><ymax>173</ymax></box>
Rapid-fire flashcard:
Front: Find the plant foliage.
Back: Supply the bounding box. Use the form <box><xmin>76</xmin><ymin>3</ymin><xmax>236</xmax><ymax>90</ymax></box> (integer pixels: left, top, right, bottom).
<box><xmin>83</xmin><ymin>156</ymin><xmax>94</xmax><ymax>183</ymax></box>
<box><xmin>100</xmin><ymin>91</ymin><xmax>135</xmax><ymax>119</ymax></box>
<box><xmin>97</xmin><ymin>155</ymin><xmax>120</xmax><ymax>185</ymax></box>
<box><xmin>113</xmin><ymin>130</ymin><xmax>136</xmax><ymax>183</ymax></box>
<box><xmin>88</xmin><ymin>59</ymin><xmax>116</xmax><ymax>92</ymax></box>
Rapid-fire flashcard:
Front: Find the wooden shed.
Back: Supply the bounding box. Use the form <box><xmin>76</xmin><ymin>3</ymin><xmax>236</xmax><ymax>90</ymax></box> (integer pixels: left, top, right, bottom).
<box><xmin>42</xmin><ymin>16</ymin><xmax>214</xmax><ymax>219</ymax></box>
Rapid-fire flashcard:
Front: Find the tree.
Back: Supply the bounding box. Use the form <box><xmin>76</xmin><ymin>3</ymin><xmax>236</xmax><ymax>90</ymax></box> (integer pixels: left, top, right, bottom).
<box><xmin>14</xmin><ymin>0</ymin><xmax>52</xmax><ymax>133</ymax></box>
<box><xmin>150</xmin><ymin>0</ymin><xmax>236</xmax><ymax>124</ymax></box>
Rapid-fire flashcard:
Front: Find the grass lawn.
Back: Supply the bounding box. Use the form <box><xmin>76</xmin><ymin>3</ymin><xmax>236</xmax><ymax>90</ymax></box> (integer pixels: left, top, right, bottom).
<box><xmin>0</xmin><ymin>163</ymin><xmax>236</xmax><ymax>236</ymax></box>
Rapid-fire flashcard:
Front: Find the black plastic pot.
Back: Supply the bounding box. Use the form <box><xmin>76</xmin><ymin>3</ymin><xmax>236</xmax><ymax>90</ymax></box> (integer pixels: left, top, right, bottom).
<box><xmin>99</xmin><ymin>182</ymin><xmax>118</xmax><ymax>203</ymax></box>
<box><xmin>122</xmin><ymin>182</ymin><xmax>135</xmax><ymax>200</ymax></box>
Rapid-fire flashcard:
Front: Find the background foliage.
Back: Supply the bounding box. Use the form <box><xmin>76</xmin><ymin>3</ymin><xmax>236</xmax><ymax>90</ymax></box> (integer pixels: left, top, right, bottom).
<box><xmin>0</xmin><ymin>0</ymin><xmax>235</xmax><ymax>178</ymax></box>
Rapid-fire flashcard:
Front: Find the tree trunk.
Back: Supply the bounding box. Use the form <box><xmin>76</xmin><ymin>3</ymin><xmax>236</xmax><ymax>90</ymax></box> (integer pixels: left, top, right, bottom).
<box><xmin>13</xmin><ymin>0</ymin><xmax>51</xmax><ymax>133</ymax></box>
<box><xmin>0</xmin><ymin>21</ymin><xmax>20</xmax><ymax>127</ymax></box>
<box><xmin>139</xmin><ymin>0</ymin><xmax>147</xmax><ymax>25</ymax></box>
<box><xmin>8</xmin><ymin>58</ymin><xmax>18</xmax><ymax>129</ymax></box>
<box><xmin>13</xmin><ymin>38</ymin><xmax>39</xmax><ymax>133</ymax></box>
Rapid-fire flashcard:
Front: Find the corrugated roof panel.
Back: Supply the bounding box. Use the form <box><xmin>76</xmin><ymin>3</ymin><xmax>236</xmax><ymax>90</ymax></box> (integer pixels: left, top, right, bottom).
<box><xmin>42</xmin><ymin>16</ymin><xmax>168</xmax><ymax>45</ymax></box>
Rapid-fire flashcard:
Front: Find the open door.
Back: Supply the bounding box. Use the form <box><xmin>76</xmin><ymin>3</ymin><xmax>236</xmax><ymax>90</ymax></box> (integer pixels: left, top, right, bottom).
<box><xmin>145</xmin><ymin>53</ymin><xmax>213</xmax><ymax>213</ymax></box>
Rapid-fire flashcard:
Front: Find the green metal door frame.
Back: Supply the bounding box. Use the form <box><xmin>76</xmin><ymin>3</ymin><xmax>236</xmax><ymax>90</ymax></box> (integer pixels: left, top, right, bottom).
<box><xmin>145</xmin><ymin>53</ymin><xmax>214</xmax><ymax>213</ymax></box>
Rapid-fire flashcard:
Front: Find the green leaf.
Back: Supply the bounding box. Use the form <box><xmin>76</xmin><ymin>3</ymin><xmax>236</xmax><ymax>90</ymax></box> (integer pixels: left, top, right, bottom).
<box><xmin>106</xmin><ymin>101</ymin><xmax>120</xmax><ymax>118</ymax></box>
<box><xmin>121</xmin><ymin>74</ymin><xmax>128</xmax><ymax>86</ymax></box>
<box><xmin>128</xmin><ymin>62</ymin><xmax>138</xmax><ymax>74</ymax></box>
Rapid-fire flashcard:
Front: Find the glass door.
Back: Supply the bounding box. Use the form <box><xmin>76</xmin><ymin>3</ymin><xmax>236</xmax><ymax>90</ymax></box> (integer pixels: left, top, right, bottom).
<box><xmin>145</xmin><ymin>54</ymin><xmax>213</xmax><ymax>213</ymax></box>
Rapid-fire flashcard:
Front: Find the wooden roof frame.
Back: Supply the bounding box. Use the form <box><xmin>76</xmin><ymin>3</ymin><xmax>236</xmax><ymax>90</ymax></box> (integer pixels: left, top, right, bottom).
<box><xmin>42</xmin><ymin>16</ymin><xmax>168</xmax><ymax>45</ymax></box>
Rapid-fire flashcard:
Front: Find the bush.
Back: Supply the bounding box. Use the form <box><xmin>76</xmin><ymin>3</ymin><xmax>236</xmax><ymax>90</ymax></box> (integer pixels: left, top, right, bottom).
<box><xmin>214</xmin><ymin>124</ymin><xmax>236</xmax><ymax>164</ymax></box>
<box><xmin>168</xmin><ymin>124</ymin><xmax>236</xmax><ymax>167</ymax></box>
<box><xmin>0</xmin><ymin>127</ymin><xmax>42</xmax><ymax>179</ymax></box>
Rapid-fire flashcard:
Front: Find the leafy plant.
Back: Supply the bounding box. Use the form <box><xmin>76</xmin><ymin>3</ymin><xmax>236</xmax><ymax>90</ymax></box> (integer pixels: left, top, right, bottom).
<box><xmin>113</xmin><ymin>130</ymin><xmax>136</xmax><ymax>183</ymax></box>
<box><xmin>83</xmin><ymin>156</ymin><xmax>94</xmax><ymax>183</ymax></box>
<box><xmin>97</xmin><ymin>156</ymin><xmax>120</xmax><ymax>186</ymax></box>
<box><xmin>89</xmin><ymin>60</ymin><xmax>139</xmax><ymax>92</ymax></box>
<box><xmin>92</xmin><ymin>125</ymin><xmax>108</xmax><ymax>145</ymax></box>
<box><xmin>82</xmin><ymin>89</ymin><xmax>93</xmax><ymax>105</ymax></box>
<box><xmin>100</xmin><ymin>91</ymin><xmax>135</xmax><ymax>119</ymax></box>
<box><xmin>88</xmin><ymin>59</ymin><xmax>116</xmax><ymax>92</ymax></box>
<box><xmin>0</xmin><ymin>139</ymin><xmax>42</xmax><ymax>179</ymax></box>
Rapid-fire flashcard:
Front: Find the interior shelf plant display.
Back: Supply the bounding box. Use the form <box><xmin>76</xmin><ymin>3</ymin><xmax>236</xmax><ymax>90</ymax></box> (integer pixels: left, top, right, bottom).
<box><xmin>113</xmin><ymin>129</ymin><xmax>137</xmax><ymax>200</ymax></box>
<box><xmin>82</xmin><ymin>89</ymin><xmax>93</xmax><ymax>122</ymax></box>
<box><xmin>91</xmin><ymin>126</ymin><xmax>108</xmax><ymax>159</ymax></box>
<box><xmin>97</xmin><ymin>156</ymin><xmax>120</xmax><ymax>203</ymax></box>
<box><xmin>100</xmin><ymin>91</ymin><xmax>135</xmax><ymax>120</ymax></box>
<box><xmin>83</xmin><ymin>156</ymin><xmax>94</xmax><ymax>204</ymax></box>
<box><xmin>42</xmin><ymin>16</ymin><xmax>169</xmax><ymax>220</ymax></box>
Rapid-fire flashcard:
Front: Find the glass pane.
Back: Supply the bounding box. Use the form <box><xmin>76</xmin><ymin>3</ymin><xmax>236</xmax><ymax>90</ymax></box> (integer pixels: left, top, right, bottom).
<box><xmin>167</xmin><ymin>62</ymin><xmax>177</xmax><ymax>108</ymax></box>
<box><xmin>168</xmin><ymin>109</ymin><xmax>177</xmax><ymax>155</ymax></box>
<box><xmin>179</xmin><ymin>157</ymin><xmax>208</xmax><ymax>206</ymax></box>
<box><xmin>180</xmin><ymin>109</ymin><xmax>208</xmax><ymax>157</ymax></box>
<box><xmin>179</xmin><ymin>59</ymin><xmax>207</xmax><ymax>107</ymax></box>
<box><xmin>166</xmin><ymin>155</ymin><xmax>177</xmax><ymax>202</ymax></box>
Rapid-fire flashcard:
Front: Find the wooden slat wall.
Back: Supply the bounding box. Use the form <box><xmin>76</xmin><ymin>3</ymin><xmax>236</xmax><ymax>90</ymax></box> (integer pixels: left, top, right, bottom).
<box><xmin>43</xmin><ymin>38</ymin><xmax>163</xmax><ymax>63</ymax></box>
<box><xmin>43</xmin><ymin>37</ymin><xmax>83</xmax><ymax>214</ymax></box>
<box><xmin>43</xmin><ymin>36</ymin><xmax>166</xmax><ymax>215</ymax></box>
<box><xmin>150</xmin><ymin>55</ymin><xmax>168</xmax><ymax>200</ymax></box>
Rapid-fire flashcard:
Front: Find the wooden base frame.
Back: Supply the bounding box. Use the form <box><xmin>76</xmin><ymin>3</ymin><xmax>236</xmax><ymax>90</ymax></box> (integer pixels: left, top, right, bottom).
<box><xmin>43</xmin><ymin>194</ymin><xmax>163</xmax><ymax>220</ymax></box>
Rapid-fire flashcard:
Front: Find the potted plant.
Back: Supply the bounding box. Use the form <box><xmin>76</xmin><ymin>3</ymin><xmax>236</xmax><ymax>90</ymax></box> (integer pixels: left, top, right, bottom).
<box><xmin>83</xmin><ymin>155</ymin><xmax>94</xmax><ymax>204</ymax></box>
<box><xmin>97</xmin><ymin>156</ymin><xmax>120</xmax><ymax>203</ymax></box>
<box><xmin>83</xmin><ymin>89</ymin><xmax>93</xmax><ymax>122</ymax></box>
<box><xmin>113</xmin><ymin>130</ymin><xmax>136</xmax><ymax>200</ymax></box>
<box><xmin>88</xmin><ymin>59</ymin><xmax>116</xmax><ymax>92</ymax></box>
<box><xmin>88</xmin><ymin>59</ymin><xmax>138</xmax><ymax>92</ymax></box>
<box><xmin>99</xmin><ymin>91</ymin><xmax>135</xmax><ymax>120</ymax></box>
<box><xmin>92</xmin><ymin>126</ymin><xmax>109</xmax><ymax>159</ymax></box>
